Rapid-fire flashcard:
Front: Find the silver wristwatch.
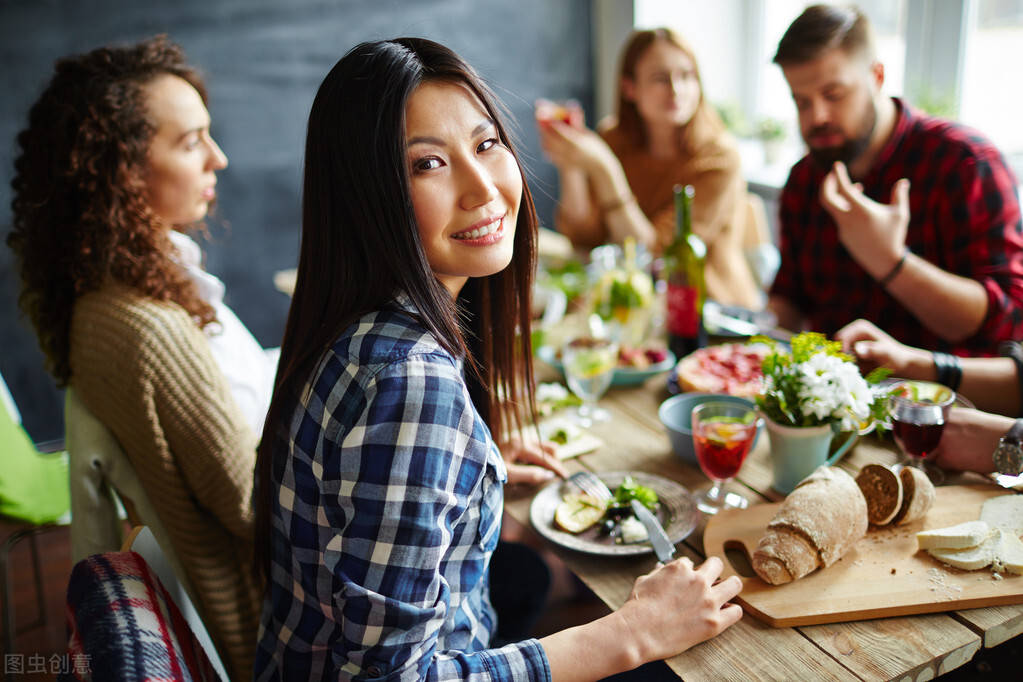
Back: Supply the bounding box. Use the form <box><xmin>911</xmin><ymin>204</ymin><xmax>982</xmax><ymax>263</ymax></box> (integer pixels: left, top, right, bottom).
<box><xmin>993</xmin><ymin>419</ymin><xmax>1023</xmax><ymax>476</ymax></box>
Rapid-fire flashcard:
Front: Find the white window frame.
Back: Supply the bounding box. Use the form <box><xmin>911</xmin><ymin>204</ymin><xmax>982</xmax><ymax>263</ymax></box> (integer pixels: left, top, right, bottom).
<box><xmin>592</xmin><ymin>0</ymin><xmax>992</xmax><ymax>188</ymax></box>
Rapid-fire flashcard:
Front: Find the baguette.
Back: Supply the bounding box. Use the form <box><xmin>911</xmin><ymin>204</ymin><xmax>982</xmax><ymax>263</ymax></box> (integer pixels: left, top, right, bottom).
<box><xmin>855</xmin><ymin>464</ymin><xmax>935</xmax><ymax>528</ymax></box>
<box><xmin>752</xmin><ymin>466</ymin><xmax>868</xmax><ymax>585</ymax></box>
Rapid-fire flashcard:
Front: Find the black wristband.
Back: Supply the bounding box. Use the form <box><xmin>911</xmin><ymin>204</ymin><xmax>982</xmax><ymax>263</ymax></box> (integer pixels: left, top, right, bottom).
<box><xmin>932</xmin><ymin>351</ymin><xmax>962</xmax><ymax>392</ymax></box>
<box><xmin>998</xmin><ymin>341</ymin><xmax>1023</xmax><ymax>417</ymax></box>
<box><xmin>878</xmin><ymin>250</ymin><xmax>908</xmax><ymax>288</ymax></box>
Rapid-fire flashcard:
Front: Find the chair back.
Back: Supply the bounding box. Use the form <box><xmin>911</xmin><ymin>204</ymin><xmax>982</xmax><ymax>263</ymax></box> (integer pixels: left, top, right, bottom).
<box><xmin>64</xmin><ymin>545</ymin><xmax>224</xmax><ymax>681</ymax></box>
<box><xmin>64</xmin><ymin>388</ymin><xmax>197</xmax><ymax>608</ymax></box>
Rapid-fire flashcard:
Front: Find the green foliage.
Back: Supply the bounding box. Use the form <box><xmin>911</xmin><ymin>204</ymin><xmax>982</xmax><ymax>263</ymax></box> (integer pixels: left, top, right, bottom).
<box><xmin>755</xmin><ymin>116</ymin><xmax>786</xmax><ymax>142</ymax></box>
<box><xmin>613</xmin><ymin>476</ymin><xmax>659</xmax><ymax>510</ymax></box>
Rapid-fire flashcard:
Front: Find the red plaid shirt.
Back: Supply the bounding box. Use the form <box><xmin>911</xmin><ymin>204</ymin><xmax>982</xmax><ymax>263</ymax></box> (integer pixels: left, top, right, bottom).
<box><xmin>770</xmin><ymin>98</ymin><xmax>1023</xmax><ymax>356</ymax></box>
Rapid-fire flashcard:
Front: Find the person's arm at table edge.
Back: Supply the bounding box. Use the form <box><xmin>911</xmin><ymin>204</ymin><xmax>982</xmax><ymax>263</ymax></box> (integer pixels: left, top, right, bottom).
<box><xmin>879</xmin><ymin>251</ymin><xmax>989</xmax><ymax>343</ymax></box>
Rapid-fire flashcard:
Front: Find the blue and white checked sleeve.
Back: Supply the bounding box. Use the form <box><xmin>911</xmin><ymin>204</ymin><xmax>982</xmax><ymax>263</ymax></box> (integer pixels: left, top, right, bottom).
<box><xmin>315</xmin><ymin>350</ymin><xmax>549</xmax><ymax>681</ymax></box>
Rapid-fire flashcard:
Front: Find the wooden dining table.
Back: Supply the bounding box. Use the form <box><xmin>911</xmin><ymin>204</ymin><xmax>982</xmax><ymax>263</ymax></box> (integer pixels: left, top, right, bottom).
<box><xmin>502</xmin><ymin>364</ymin><xmax>1023</xmax><ymax>681</ymax></box>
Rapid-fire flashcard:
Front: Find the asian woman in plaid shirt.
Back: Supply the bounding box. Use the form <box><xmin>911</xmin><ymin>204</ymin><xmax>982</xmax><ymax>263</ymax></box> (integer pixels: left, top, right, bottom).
<box><xmin>252</xmin><ymin>38</ymin><xmax>742</xmax><ymax>681</ymax></box>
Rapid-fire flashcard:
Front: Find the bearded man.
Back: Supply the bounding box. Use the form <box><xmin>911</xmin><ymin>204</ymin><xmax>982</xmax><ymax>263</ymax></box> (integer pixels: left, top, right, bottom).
<box><xmin>767</xmin><ymin>4</ymin><xmax>1023</xmax><ymax>357</ymax></box>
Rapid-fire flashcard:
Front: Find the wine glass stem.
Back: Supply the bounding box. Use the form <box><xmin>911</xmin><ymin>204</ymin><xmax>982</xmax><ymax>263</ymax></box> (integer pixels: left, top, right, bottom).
<box><xmin>706</xmin><ymin>480</ymin><xmax>725</xmax><ymax>503</ymax></box>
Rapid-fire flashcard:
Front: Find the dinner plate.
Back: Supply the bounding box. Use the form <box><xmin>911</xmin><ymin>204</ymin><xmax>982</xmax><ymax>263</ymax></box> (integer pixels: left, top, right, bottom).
<box><xmin>537</xmin><ymin>346</ymin><xmax>676</xmax><ymax>388</ymax></box>
<box><xmin>529</xmin><ymin>470</ymin><xmax>699</xmax><ymax>557</ymax></box>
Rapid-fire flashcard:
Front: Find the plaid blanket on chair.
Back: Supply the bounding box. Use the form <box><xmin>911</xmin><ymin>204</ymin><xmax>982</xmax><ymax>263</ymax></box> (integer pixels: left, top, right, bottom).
<box><xmin>62</xmin><ymin>551</ymin><xmax>220</xmax><ymax>682</ymax></box>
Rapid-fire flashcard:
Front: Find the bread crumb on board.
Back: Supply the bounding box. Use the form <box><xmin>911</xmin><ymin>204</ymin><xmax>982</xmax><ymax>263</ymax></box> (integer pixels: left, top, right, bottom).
<box><xmin>927</xmin><ymin>567</ymin><xmax>965</xmax><ymax>601</ymax></box>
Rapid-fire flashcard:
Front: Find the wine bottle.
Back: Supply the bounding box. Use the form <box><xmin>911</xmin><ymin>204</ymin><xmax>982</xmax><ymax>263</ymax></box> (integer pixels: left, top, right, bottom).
<box><xmin>664</xmin><ymin>184</ymin><xmax>707</xmax><ymax>359</ymax></box>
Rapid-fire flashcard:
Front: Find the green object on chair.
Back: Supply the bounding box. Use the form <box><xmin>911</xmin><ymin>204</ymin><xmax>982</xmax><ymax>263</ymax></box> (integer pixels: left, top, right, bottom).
<box><xmin>1</xmin><ymin>373</ymin><xmax>71</xmax><ymax>656</ymax></box>
<box><xmin>0</xmin><ymin>397</ymin><xmax>70</xmax><ymax>524</ymax></box>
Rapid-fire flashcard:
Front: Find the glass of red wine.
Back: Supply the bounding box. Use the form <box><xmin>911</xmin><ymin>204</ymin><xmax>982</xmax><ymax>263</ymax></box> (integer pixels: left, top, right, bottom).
<box><xmin>691</xmin><ymin>401</ymin><xmax>761</xmax><ymax>514</ymax></box>
<box><xmin>888</xmin><ymin>380</ymin><xmax>956</xmax><ymax>484</ymax></box>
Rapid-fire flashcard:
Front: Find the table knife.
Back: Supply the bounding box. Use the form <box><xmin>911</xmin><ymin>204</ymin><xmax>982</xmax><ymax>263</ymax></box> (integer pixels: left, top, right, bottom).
<box><xmin>630</xmin><ymin>499</ymin><xmax>676</xmax><ymax>564</ymax></box>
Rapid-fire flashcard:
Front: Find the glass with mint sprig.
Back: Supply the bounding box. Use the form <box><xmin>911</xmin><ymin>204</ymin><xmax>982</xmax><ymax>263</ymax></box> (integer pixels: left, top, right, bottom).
<box><xmin>750</xmin><ymin>332</ymin><xmax>892</xmax><ymax>433</ymax></box>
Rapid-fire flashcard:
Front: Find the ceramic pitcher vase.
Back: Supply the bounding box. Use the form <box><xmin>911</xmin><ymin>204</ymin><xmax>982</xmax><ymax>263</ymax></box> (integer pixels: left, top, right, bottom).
<box><xmin>763</xmin><ymin>418</ymin><xmax>858</xmax><ymax>494</ymax></box>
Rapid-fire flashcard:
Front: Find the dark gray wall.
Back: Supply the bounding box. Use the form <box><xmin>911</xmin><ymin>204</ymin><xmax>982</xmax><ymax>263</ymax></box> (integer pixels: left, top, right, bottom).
<box><xmin>0</xmin><ymin>0</ymin><xmax>593</xmax><ymax>442</ymax></box>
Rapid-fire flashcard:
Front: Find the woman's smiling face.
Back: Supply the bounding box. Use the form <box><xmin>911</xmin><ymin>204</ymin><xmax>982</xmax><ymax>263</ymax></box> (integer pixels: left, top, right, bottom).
<box><xmin>405</xmin><ymin>80</ymin><xmax>521</xmax><ymax>297</ymax></box>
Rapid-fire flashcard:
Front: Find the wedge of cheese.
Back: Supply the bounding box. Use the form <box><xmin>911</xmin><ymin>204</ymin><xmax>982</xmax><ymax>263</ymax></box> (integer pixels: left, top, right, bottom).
<box><xmin>916</xmin><ymin>520</ymin><xmax>992</xmax><ymax>550</ymax></box>
<box><xmin>927</xmin><ymin>531</ymin><xmax>1000</xmax><ymax>570</ymax></box>
<box><xmin>980</xmin><ymin>495</ymin><xmax>1023</xmax><ymax>536</ymax></box>
<box><xmin>993</xmin><ymin>529</ymin><xmax>1023</xmax><ymax>575</ymax></box>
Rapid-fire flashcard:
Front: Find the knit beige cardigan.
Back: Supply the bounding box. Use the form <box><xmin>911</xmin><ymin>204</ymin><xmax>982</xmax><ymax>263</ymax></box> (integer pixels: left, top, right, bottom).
<box><xmin>69</xmin><ymin>286</ymin><xmax>262</xmax><ymax>681</ymax></box>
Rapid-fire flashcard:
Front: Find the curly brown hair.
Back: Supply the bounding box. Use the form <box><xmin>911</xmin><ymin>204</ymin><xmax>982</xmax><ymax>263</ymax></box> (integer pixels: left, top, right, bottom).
<box><xmin>7</xmin><ymin>35</ymin><xmax>218</xmax><ymax>386</ymax></box>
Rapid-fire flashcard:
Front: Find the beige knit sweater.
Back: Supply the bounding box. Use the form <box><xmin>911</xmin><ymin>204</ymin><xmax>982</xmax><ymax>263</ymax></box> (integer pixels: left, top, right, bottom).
<box><xmin>69</xmin><ymin>286</ymin><xmax>262</xmax><ymax>681</ymax></box>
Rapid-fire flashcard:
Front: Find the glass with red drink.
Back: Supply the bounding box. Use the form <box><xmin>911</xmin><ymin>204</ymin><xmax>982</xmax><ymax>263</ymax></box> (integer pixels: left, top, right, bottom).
<box><xmin>691</xmin><ymin>401</ymin><xmax>761</xmax><ymax>514</ymax></box>
<box><xmin>888</xmin><ymin>380</ymin><xmax>955</xmax><ymax>483</ymax></box>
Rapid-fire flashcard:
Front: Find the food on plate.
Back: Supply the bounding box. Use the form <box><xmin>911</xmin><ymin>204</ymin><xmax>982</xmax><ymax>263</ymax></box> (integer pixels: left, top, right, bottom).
<box><xmin>751</xmin><ymin>466</ymin><xmax>867</xmax><ymax>585</ymax></box>
<box><xmin>617</xmin><ymin>343</ymin><xmax>669</xmax><ymax>369</ymax></box>
<box><xmin>535</xmin><ymin>382</ymin><xmax>583</xmax><ymax>417</ymax></box>
<box><xmin>854</xmin><ymin>464</ymin><xmax>934</xmax><ymax>527</ymax></box>
<box><xmin>618</xmin><ymin>516</ymin><xmax>649</xmax><ymax>544</ymax></box>
<box><xmin>981</xmin><ymin>494</ymin><xmax>1023</xmax><ymax>535</ymax></box>
<box><xmin>536</xmin><ymin>416</ymin><xmax>604</xmax><ymax>460</ymax></box>
<box><xmin>855</xmin><ymin>464</ymin><xmax>903</xmax><ymax>525</ymax></box>
<box><xmin>591</xmin><ymin>265</ymin><xmax>654</xmax><ymax>324</ymax></box>
<box><xmin>890</xmin><ymin>466</ymin><xmax>934</xmax><ymax>525</ymax></box>
<box><xmin>552</xmin><ymin>476</ymin><xmax>661</xmax><ymax>543</ymax></box>
<box><xmin>674</xmin><ymin>342</ymin><xmax>768</xmax><ymax>397</ymax></box>
<box><xmin>554</xmin><ymin>492</ymin><xmax>607</xmax><ymax>533</ymax></box>
<box><xmin>916</xmin><ymin>520</ymin><xmax>992</xmax><ymax>550</ymax></box>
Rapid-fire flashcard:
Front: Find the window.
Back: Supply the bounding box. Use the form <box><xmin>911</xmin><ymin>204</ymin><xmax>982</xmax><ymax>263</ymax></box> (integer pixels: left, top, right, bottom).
<box><xmin>960</xmin><ymin>0</ymin><xmax>1023</xmax><ymax>174</ymax></box>
<box><xmin>623</xmin><ymin>0</ymin><xmax>1022</xmax><ymax>182</ymax></box>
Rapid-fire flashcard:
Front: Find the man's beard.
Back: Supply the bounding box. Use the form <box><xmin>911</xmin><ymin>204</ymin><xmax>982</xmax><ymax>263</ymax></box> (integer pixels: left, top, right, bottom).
<box><xmin>806</xmin><ymin>102</ymin><xmax>877</xmax><ymax>170</ymax></box>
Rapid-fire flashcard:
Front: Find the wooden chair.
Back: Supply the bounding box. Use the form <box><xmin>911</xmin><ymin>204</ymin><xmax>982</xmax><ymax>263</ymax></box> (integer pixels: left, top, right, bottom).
<box><xmin>64</xmin><ymin>388</ymin><xmax>199</xmax><ymax>609</ymax></box>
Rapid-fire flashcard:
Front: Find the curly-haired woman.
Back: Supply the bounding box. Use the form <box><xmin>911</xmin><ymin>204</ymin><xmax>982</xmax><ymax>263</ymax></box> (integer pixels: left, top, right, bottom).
<box><xmin>537</xmin><ymin>28</ymin><xmax>765</xmax><ymax>308</ymax></box>
<box><xmin>7</xmin><ymin>36</ymin><xmax>267</xmax><ymax>680</ymax></box>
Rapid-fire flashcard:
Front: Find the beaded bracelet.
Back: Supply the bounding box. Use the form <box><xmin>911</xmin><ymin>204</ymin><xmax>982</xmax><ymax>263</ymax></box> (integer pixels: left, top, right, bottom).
<box><xmin>932</xmin><ymin>351</ymin><xmax>963</xmax><ymax>392</ymax></box>
<box><xmin>878</xmin><ymin>249</ymin><xmax>908</xmax><ymax>288</ymax></box>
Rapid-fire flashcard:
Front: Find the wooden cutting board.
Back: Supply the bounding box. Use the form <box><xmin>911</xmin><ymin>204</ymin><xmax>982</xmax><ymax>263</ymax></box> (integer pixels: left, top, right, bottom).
<box><xmin>704</xmin><ymin>484</ymin><xmax>1023</xmax><ymax>627</ymax></box>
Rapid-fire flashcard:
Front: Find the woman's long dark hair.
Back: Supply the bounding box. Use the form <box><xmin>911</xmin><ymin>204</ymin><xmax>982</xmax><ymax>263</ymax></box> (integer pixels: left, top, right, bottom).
<box><xmin>254</xmin><ymin>38</ymin><xmax>538</xmax><ymax>580</ymax></box>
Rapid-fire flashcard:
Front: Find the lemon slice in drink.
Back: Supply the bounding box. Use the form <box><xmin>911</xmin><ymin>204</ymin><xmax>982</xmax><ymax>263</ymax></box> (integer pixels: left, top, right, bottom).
<box><xmin>554</xmin><ymin>493</ymin><xmax>607</xmax><ymax>533</ymax></box>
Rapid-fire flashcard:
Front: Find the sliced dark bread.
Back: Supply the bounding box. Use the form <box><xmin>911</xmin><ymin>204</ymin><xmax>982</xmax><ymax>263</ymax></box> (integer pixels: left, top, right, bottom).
<box><xmin>855</xmin><ymin>463</ymin><xmax>903</xmax><ymax>525</ymax></box>
<box><xmin>892</xmin><ymin>466</ymin><xmax>935</xmax><ymax>525</ymax></box>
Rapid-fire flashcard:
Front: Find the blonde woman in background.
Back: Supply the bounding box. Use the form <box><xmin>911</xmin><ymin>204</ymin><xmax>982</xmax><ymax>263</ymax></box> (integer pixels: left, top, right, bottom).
<box><xmin>537</xmin><ymin>27</ymin><xmax>766</xmax><ymax>309</ymax></box>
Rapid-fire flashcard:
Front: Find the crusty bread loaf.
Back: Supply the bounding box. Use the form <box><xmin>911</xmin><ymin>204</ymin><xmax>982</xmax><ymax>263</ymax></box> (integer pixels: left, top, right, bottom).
<box><xmin>856</xmin><ymin>464</ymin><xmax>902</xmax><ymax>525</ymax></box>
<box><xmin>752</xmin><ymin>466</ymin><xmax>868</xmax><ymax>585</ymax></box>
<box><xmin>892</xmin><ymin>466</ymin><xmax>934</xmax><ymax>525</ymax></box>
<box><xmin>855</xmin><ymin>464</ymin><xmax>935</xmax><ymax>527</ymax></box>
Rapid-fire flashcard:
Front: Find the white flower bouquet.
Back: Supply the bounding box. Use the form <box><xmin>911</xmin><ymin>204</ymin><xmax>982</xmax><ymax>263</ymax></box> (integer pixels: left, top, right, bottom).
<box><xmin>753</xmin><ymin>332</ymin><xmax>890</xmax><ymax>431</ymax></box>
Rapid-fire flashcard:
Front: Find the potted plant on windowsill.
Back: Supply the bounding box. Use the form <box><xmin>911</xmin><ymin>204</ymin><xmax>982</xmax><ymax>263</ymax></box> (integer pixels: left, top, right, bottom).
<box><xmin>755</xmin><ymin>117</ymin><xmax>787</xmax><ymax>165</ymax></box>
<box><xmin>752</xmin><ymin>332</ymin><xmax>891</xmax><ymax>494</ymax></box>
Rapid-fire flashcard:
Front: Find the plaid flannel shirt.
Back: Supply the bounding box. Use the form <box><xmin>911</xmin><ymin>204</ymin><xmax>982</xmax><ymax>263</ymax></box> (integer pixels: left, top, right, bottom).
<box><xmin>770</xmin><ymin>98</ymin><xmax>1023</xmax><ymax>356</ymax></box>
<box><xmin>254</xmin><ymin>301</ymin><xmax>550</xmax><ymax>682</ymax></box>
